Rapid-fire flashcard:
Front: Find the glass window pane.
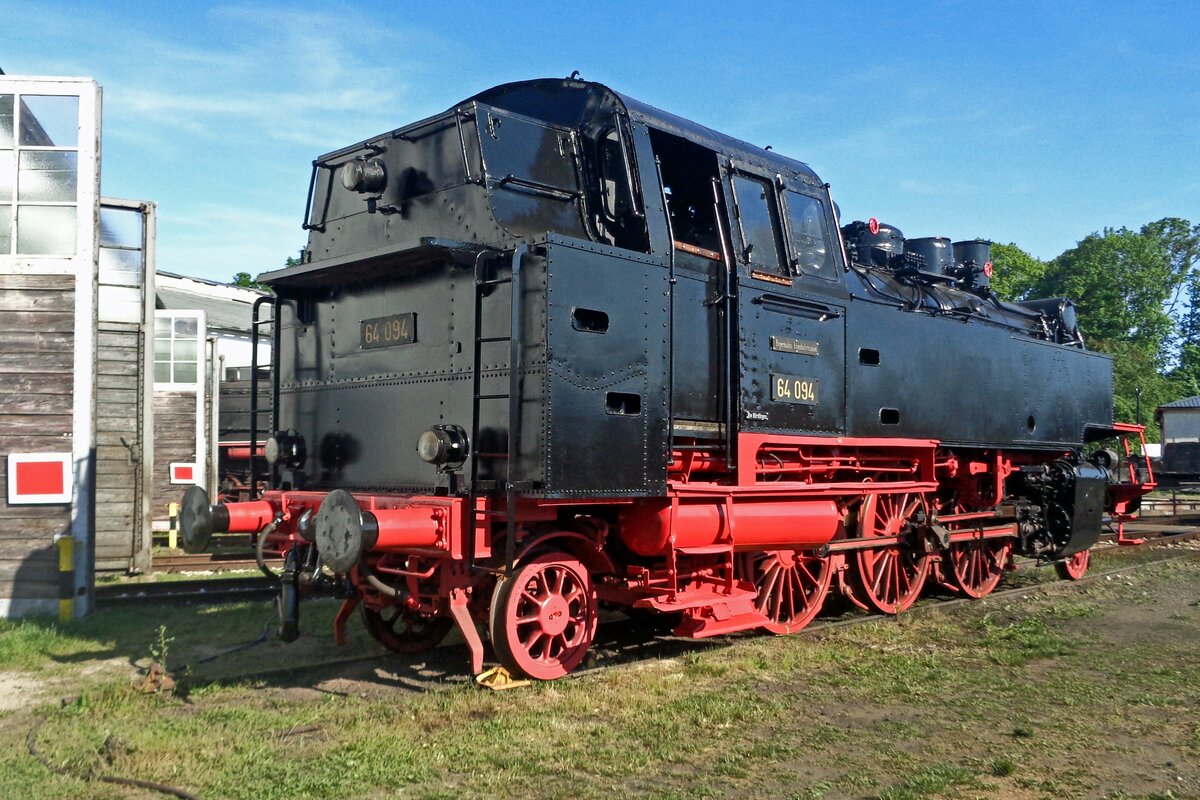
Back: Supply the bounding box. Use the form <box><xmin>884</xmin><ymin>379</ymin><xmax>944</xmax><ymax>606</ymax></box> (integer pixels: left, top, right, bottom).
<box><xmin>154</xmin><ymin>340</ymin><xmax>172</xmax><ymax>360</ymax></box>
<box><xmin>174</xmin><ymin>363</ymin><xmax>197</xmax><ymax>384</ymax></box>
<box><xmin>733</xmin><ymin>175</ymin><xmax>783</xmax><ymax>271</ymax></box>
<box><xmin>174</xmin><ymin>339</ymin><xmax>197</xmax><ymax>361</ymax></box>
<box><xmin>19</xmin><ymin>95</ymin><xmax>79</xmax><ymax>147</ymax></box>
<box><xmin>154</xmin><ymin>362</ymin><xmax>171</xmax><ymax>383</ymax></box>
<box><xmin>0</xmin><ymin>204</ymin><xmax>10</xmax><ymax>254</ymax></box>
<box><xmin>18</xmin><ymin>151</ymin><xmax>78</xmax><ymax>202</ymax></box>
<box><xmin>155</xmin><ymin>316</ymin><xmax>171</xmax><ymax>335</ymax></box>
<box><xmin>99</xmin><ymin>207</ymin><xmax>143</xmax><ymax>248</ymax></box>
<box><xmin>16</xmin><ymin>204</ymin><xmax>76</xmax><ymax>255</ymax></box>
<box><xmin>0</xmin><ymin>96</ymin><xmax>12</xmax><ymax>147</ymax></box>
<box><xmin>99</xmin><ymin>246</ymin><xmax>143</xmax><ymax>276</ymax></box>
<box><xmin>785</xmin><ymin>191</ymin><xmax>835</xmax><ymax>279</ymax></box>
<box><xmin>0</xmin><ymin>150</ymin><xmax>12</xmax><ymax>199</ymax></box>
<box><xmin>174</xmin><ymin>317</ymin><xmax>198</xmax><ymax>337</ymax></box>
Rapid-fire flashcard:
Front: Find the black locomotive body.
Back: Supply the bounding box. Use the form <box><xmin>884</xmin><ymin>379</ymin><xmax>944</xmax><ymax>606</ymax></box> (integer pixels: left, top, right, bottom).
<box><xmin>181</xmin><ymin>78</ymin><xmax>1153</xmax><ymax>680</ymax></box>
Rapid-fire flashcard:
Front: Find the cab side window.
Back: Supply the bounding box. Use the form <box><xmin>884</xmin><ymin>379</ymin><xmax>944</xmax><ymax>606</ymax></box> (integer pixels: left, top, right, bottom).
<box><xmin>784</xmin><ymin>190</ymin><xmax>837</xmax><ymax>280</ymax></box>
<box><xmin>731</xmin><ymin>174</ymin><xmax>784</xmax><ymax>274</ymax></box>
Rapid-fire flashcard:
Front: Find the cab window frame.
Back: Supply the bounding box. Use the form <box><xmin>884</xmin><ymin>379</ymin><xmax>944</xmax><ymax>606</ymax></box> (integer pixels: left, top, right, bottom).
<box><xmin>728</xmin><ymin>170</ymin><xmax>786</xmax><ymax>276</ymax></box>
<box><xmin>781</xmin><ymin>188</ymin><xmax>839</xmax><ymax>282</ymax></box>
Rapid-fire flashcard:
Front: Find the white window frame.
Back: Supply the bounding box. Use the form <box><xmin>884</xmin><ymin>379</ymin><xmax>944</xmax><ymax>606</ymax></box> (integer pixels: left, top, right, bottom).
<box><xmin>153</xmin><ymin>310</ymin><xmax>206</xmax><ymax>391</ymax></box>
<box><xmin>0</xmin><ymin>83</ymin><xmax>90</xmax><ymax>259</ymax></box>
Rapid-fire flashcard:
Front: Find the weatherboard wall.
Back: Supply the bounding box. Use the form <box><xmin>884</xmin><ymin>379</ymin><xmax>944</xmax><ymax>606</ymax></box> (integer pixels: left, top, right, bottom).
<box><xmin>0</xmin><ymin>273</ymin><xmax>77</xmax><ymax>614</ymax></box>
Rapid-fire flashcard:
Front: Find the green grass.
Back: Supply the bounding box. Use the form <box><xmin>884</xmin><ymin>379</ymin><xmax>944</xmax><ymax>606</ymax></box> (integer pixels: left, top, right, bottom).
<box><xmin>0</xmin><ymin>557</ymin><xmax>1197</xmax><ymax>799</ymax></box>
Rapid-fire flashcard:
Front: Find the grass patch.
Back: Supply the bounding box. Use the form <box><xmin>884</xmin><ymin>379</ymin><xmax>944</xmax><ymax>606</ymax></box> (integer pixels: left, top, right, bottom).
<box><xmin>979</xmin><ymin>615</ymin><xmax>1074</xmax><ymax>665</ymax></box>
<box><xmin>877</xmin><ymin>762</ymin><xmax>978</xmax><ymax>799</ymax></box>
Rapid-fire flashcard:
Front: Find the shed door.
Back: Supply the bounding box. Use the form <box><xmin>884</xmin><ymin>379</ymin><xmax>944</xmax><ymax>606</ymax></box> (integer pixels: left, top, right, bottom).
<box><xmin>95</xmin><ymin>199</ymin><xmax>155</xmax><ymax>572</ymax></box>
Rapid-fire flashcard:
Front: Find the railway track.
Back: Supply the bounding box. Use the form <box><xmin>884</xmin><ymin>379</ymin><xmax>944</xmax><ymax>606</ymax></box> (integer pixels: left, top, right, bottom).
<box><xmin>95</xmin><ymin>576</ymin><xmax>277</xmax><ymax>605</ymax></box>
<box><xmin>152</xmin><ymin>553</ymin><xmax>269</xmax><ymax>573</ymax></box>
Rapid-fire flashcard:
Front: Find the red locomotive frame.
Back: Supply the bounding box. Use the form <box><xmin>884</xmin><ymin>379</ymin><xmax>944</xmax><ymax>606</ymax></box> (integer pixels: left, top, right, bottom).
<box><xmin>185</xmin><ymin>427</ymin><xmax>1154</xmax><ymax>680</ymax></box>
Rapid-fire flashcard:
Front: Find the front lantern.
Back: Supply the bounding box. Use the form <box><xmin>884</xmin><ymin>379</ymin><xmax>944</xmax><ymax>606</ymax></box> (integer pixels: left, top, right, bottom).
<box><xmin>341</xmin><ymin>157</ymin><xmax>387</xmax><ymax>194</ymax></box>
<box><xmin>417</xmin><ymin>425</ymin><xmax>469</xmax><ymax>470</ymax></box>
<box><xmin>265</xmin><ymin>430</ymin><xmax>307</xmax><ymax>469</ymax></box>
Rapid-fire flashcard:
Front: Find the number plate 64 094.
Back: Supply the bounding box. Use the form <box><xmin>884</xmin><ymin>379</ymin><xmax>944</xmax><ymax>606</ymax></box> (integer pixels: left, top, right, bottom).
<box><xmin>360</xmin><ymin>313</ymin><xmax>416</xmax><ymax>349</ymax></box>
<box><xmin>770</xmin><ymin>373</ymin><xmax>819</xmax><ymax>405</ymax></box>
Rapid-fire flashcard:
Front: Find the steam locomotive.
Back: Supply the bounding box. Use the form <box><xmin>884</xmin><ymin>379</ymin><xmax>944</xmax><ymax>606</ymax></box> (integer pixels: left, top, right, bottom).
<box><xmin>180</xmin><ymin>78</ymin><xmax>1153</xmax><ymax>680</ymax></box>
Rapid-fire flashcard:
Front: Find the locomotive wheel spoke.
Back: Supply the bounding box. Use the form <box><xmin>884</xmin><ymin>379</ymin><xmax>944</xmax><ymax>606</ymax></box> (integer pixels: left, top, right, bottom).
<box><xmin>360</xmin><ymin>602</ymin><xmax>453</xmax><ymax>654</ymax></box>
<box><xmin>490</xmin><ymin>551</ymin><xmax>597</xmax><ymax>680</ymax></box>
<box><xmin>948</xmin><ymin>536</ymin><xmax>1010</xmax><ymax>599</ymax></box>
<box><xmin>1055</xmin><ymin>548</ymin><xmax>1091</xmax><ymax>581</ymax></box>
<box><xmin>737</xmin><ymin>549</ymin><xmax>833</xmax><ymax>635</ymax></box>
<box><xmin>852</xmin><ymin>492</ymin><xmax>931</xmax><ymax>615</ymax></box>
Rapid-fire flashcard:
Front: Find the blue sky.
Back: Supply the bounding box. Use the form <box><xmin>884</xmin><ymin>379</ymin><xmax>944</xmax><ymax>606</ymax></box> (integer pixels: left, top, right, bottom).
<box><xmin>4</xmin><ymin>1</ymin><xmax>1198</xmax><ymax>282</ymax></box>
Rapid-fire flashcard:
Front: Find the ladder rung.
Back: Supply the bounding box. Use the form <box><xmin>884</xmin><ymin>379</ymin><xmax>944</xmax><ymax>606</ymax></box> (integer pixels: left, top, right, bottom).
<box><xmin>477</xmin><ymin>336</ymin><xmax>512</xmax><ymax>343</ymax></box>
<box><xmin>477</xmin><ymin>277</ymin><xmax>513</xmax><ymax>286</ymax></box>
<box><xmin>475</xmin><ymin>393</ymin><xmax>510</xmax><ymax>400</ymax></box>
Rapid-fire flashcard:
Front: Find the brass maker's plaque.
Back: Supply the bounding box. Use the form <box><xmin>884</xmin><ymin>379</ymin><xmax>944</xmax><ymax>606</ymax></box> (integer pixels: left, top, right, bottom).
<box><xmin>770</xmin><ymin>336</ymin><xmax>820</xmax><ymax>357</ymax></box>
<box><xmin>771</xmin><ymin>373</ymin><xmax>819</xmax><ymax>405</ymax></box>
<box><xmin>361</xmin><ymin>313</ymin><xmax>416</xmax><ymax>349</ymax></box>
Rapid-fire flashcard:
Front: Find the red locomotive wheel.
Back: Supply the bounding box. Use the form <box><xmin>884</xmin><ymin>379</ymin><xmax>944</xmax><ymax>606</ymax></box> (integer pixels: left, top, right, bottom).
<box><xmin>490</xmin><ymin>551</ymin><xmax>597</xmax><ymax>680</ymax></box>
<box><xmin>1054</xmin><ymin>548</ymin><xmax>1091</xmax><ymax>581</ymax></box>
<box><xmin>739</xmin><ymin>550</ymin><xmax>832</xmax><ymax>634</ymax></box>
<box><xmin>361</xmin><ymin>604</ymin><xmax>454</xmax><ymax>654</ymax></box>
<box><xmin>852</xmin><ymin>492</ymin><xmax>930</xmax><ymax>614</ymax></box>
<box><xmin>948</xmin><ymin>538</ymin><xmax>1012</xmax><ymax>599</ymax></box>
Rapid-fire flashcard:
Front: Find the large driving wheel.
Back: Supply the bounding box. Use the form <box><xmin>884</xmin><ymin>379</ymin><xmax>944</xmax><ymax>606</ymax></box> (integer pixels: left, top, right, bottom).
<box><xmin>948</xmin><ymin>537</ymin><xmax>1012</xmax><ymax>599</ymax></box>
<box><xmin>738</xmin><ymin>550</ymin><xmax>832</xmax><ymax>634</ymax></box>
<box><xmin>851</xmin><ymin>492</ymin><xmax>931</xmax><ymax>614</ymax></box>
<box><xmin>489</xmin><ymin>551</ymin><xmax>596</xmax><ymax>680</ymax></box>
<box><xmin>1054</xmin><ymin>548</ymin><xmax>1091</xmax><ymax>581</ymax></box>
<box><xmin>361</xmin><ymin>603</ymin><xmax>453</xmax><ymax>654</ymax></box>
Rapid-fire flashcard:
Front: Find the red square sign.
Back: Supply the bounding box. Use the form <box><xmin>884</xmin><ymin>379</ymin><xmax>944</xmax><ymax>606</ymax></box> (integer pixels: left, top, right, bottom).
<box><xmin>169</xmin><ymin>463</ymin><xmax>198</xmax><ymax>485</ymax></box>
<box><xmin>7</xmin><ymin>453</ymin><xmax>72</xmax><ymax>504</ymax></box>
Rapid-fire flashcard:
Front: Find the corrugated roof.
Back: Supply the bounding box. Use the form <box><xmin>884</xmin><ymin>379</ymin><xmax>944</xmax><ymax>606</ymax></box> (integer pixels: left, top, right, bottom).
<box><xmin>1158</xmin><ymin>396</ymin><xmax>1200</xmax><ymax>410</ymax></box>
<box><xmin>156</xmin><ymin>287</ymin><xmax>255</xmax><ymax>333</ymax></box>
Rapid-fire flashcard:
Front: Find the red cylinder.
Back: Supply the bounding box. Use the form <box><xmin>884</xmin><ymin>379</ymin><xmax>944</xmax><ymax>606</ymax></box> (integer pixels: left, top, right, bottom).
<box><xmin>220</xmin><ymin>500</ymin><xmax>275</xmax><ymax>533</ymax></box>
<box><xmin>620</xmin><ymin>498</ymin><xmax>841</xmax><ymax>557</ymax></box>
<box><xmin>368</xmin><ymin>506</ymin><xmax>446</xmax><ymax>551</ymax></box>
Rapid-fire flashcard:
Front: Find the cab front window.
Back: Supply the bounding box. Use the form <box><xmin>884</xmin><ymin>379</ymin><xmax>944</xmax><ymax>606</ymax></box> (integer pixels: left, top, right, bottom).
<box><xmin>784</xmin><ymin>190</ymin><xmax>836</xmax><ymax>280</ymax></box>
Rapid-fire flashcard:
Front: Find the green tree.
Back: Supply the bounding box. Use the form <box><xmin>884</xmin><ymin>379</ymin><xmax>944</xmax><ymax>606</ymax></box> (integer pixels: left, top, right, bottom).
<box><xmin>231</xmin><ymin>271</ymin><xmax>269</xmax><ymax>290</ymax></box>
<box><xmin>231</xmin><ymin>248</ymin><xmax>306</xmax><ymax>291</ymax></box>
<box><xmin>1035</xmin><ymin>226</ymin><xmax>1176</xmax><ymax>363</ymax></box>
<box><xmin>988</xmin><ymin>242</ymin><xmax>1045</xmax><ymax>301</ymax></box>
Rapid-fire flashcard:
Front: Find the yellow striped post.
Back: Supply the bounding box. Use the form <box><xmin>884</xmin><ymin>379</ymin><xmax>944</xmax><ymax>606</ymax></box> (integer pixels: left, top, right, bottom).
<box><xmin>167</xmin><ymin>502</ymin><xmax>179</xmax><ymax>550</ymax></box>
<box><xmin>57</xmin><ymin>537</ymin><xmax>74</xmax><ymax>622</ymax></box>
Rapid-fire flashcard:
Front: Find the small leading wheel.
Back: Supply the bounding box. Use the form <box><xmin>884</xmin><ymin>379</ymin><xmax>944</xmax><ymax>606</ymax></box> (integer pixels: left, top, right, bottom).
<box><xmin>361</xmin><ymin>604</ymin><xmax>453</xmax><ymax>653</ymax></box>
<box><xmin>1054</xmin><ymin>548</ymin><xmax>1091</xmax><ymax>581</ymax></box>
<box><xmin>852</xmin><ymin>492</ymin><xmax>931</xmax><ymax>614</ymax></box>
<box><xmin>489</xmin><ymin>551</ymin><xmax>596</xmax><ymax>680</ymax></box>
<box><xmin>738</xmin><ymin>550</ymin><xmax>832</xmax><ymax>634</ymax></box>
<box><xmin>948</xmin><ymin>537</ymin><xmax>1012</xmax><ymax>599</ymax></box>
